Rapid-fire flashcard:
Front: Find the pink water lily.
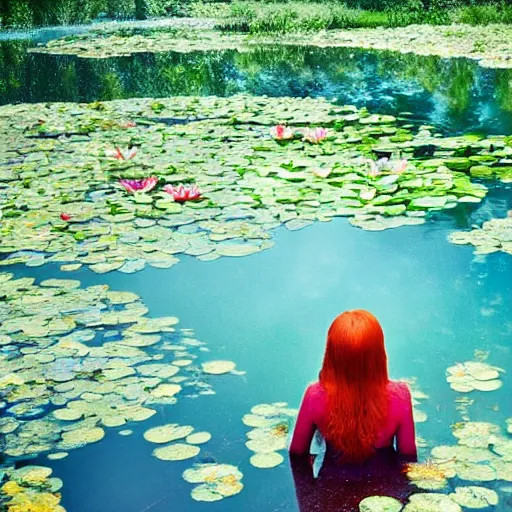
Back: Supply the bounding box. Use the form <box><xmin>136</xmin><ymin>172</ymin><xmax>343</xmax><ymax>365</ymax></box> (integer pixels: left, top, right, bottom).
<box><xmin>302</xmin><ymin>127</ymin><xmax>328</xmax><ymax>144</ymax></box>
<box><xmin>163</xmin><ymin>184</ymin><xmax>202</xmax><ymax>202</ymax></box>
<box><xmin>270</xmin><ymin>125</ymin><xmax>294</xmax><ymax>140</ymax></box>
<box><xmin>119</xmin><ymin>177</ymin><xmax>158</xmax><ymax>194</ymax></box>
<box><xmin>106</xmin><ymin>147</ymin><xmax>138</xmax><ymax>161</ymax></box>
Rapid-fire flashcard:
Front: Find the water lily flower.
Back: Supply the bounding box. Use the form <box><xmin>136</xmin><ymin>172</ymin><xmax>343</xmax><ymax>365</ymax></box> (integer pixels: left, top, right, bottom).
<box><xmin>60</xmin><ymin>213</ymin><xmax>71</xmax><ymax>221</ymax></box>
<box><xmin>105</xmin><ymin>147</ymin><xmax>138</xmax><ymax>161</ymax></box>
<box><xmin>270</xmin><ymin>125</ymin><xmax>294</xmax><ymax>141</ymax></box>
<box><xmin>392</xmin><ymin>159</ymin><xmax>408</xmax><ymax>174</ymax></box>
<box><xmin>123</xmin><ymin>121</ymin><xmax>137</xmax><ymax>128</ymax></box>
<box><xmin>163</xmin><ymin>184</ymin><xmax>202</xmax><ymax>202</ymax></box>
<box><xmin>302</xmin><ymin>127</ymin><xmax>328</xmax><ymax>144</ymax></box>
<box><xmin>119</xmin><ymin>177</ymin><xmax>158</xmax><ymax>194</ymax></box>
<box><xmin>368</xmin><ymin>158</ymin><xmax>389</xmax><ymax>177</ymax></box>
<box><xmin>368</xmin><ymin>157</ymin><xmax>407</xmax><ymax>177</ymax></box>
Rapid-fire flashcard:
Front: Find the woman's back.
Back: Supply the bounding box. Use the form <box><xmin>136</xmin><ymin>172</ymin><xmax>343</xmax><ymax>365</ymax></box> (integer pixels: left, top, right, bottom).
<box><xmin>289</xmin><ymin>379</ymin><xmax>416</xmax><ymax>458</ymax></box>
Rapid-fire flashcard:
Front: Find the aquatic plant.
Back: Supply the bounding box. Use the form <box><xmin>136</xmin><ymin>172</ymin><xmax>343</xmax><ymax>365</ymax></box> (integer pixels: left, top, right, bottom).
<box><xmin>445</xmin><ymin>361</ymin><xmax>504</xmax><ymax>393</ymax></box>
<box><xmin>27</xmin><ymin>23</ymin><xmax>512</xmax><ymax>70</ymax></box>
<box><xmin>163</xmin><ymin>184</ymin><xmax>202</xmax><ymax>202</ymax></box>
<box><xmin>182</xmin><ymin>463</ymin><xmax>244</xmax><ymax>502</ymax></box>
<box><xmin>359</xmin><ymin>496</ymin><xmax>403</xmax><ymax>512</ymax></box>
<box><xmin>368</xmin><ymin>157</ymin><xmax>407</xmax><ymax>177</ymax></box>
<box><xmin>242</xmin><ymin>402</ymin><xmax>297</xmax><ymax>468</ymax></box>
<box><xmin>270</xmin><ymin>124</ymin><xmax>294</xmax><ymax>141</ymax></box>
<box><xmin>0</xmin><ymin>273</ymin><xmax>231</xmax><ymax>461</ymax></box>
<box><xmin>302</xmin><ymin>127</ymin><xmax>328</xmax><ymax>143</ymax></box>
<box><xmin>0</xmin><ymin>95</ymin><xmax>502</xmax><ymax>275</ymax></box>
<box><xmin>201</xmin><ymin>360</ymin><xmax>237</xmax><ymax>375</ymax></box>
<box><xmin>0</xmin><ymin>465</ymin><xmax>66</xmax><ymax>512</ymax></box>
<box><xmin>449</xmin><ymin>212</ymin><xmax>512</xmax><ymax>256</ymax></box>
<box><xmin>312</xmin><ymin>167</ymin><xmax>332</xmax><ymax>178</ymax></box>
<box><xmin>449</xmin><ymin>486</ymin><xmax>499</xmax><ymax>509</ymax></box>
<box><xmin>404</xmin><ymin>460</ymin><xmax>452</xmax><ymax>490</ymax></box>
<box><xmin>368</xmin><ymin>157</ymin><xmax>388</xmax><ymax>177</ymax></box>
<box><xmin>105</xmin><ymin>147</ymin><xmax>138</xmax><ymax>160</ymax></box>
<box><xmin>119</xmin><ymin>177</ymin><xmax>158</xmax><ymax>194</ymax></box>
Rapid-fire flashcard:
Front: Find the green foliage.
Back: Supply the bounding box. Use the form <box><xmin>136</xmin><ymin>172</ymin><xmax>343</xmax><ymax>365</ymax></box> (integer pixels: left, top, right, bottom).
<box><xmin>218</xmin><ymin>3</ymin><xmax>395</xmax><ymax>33</ymax></box>
<box><xmin>0</xmin><ymin>0</ymin><xmax>33</xmax><ymax>28</ymax></box>
<box><xmin>1</xmin><ymin>0</ymin><xmax>512</xmax><ymax>28</ymax></box>
<box><xmin>135</xmin><ymin>0</ymin><xmax>151</xmax><ymax>19</ymax></box>
<box><xmin>453</xmin><ymin>3</ymin><xmax>512</xmax><ymax>25</ymax></box>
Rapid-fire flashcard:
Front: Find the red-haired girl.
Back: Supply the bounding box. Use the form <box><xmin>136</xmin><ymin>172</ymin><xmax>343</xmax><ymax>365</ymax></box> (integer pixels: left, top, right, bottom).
<box><xmin>289</xmin><ymin>310</ymin><xmax>417</xmax><ymax>464</ymax></box>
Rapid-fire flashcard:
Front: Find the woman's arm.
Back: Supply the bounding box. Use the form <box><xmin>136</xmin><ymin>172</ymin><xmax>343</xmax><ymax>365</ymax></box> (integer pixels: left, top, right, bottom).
<box><xmin>395</xmin><ymin>383</ymin><xmax>417</xmax><ymax>461</ymax></box>
<box><xmin>289</xmin><ymin>385</ymin><xmax>317</xmax><ymax>455</ymax></box>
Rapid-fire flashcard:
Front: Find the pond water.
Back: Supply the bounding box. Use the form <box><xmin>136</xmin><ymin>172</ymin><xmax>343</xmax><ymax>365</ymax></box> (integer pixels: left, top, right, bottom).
<box><xmin>2</xmin><ymin>40</ymin><xmax>512</xmax><ymax>135</ymax></box>
<box><xmin>8</xmin><ymin>186</ymin><xmax>508</xmax><ymax>512</ymax></box>
<box><xmin>1</xmin><ymin>28</ymin><xmax>512</xmax><ymax>512</ymax></box>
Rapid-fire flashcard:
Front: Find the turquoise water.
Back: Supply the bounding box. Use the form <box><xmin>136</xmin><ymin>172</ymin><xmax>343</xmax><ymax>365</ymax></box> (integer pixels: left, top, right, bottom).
<box><xmin>2</xmin><ymin>41</ymin><xmax>512</xmax><ymax>134</ymax></box>
<box><xmin>5</xmin><ymin>187</ymin><xmax>509</xmax><ymax>511</ymax></box>
<box><xmin>1</xmin><ymin>31</ymin><xmax>512</xmax><ymax>512</ymax></box>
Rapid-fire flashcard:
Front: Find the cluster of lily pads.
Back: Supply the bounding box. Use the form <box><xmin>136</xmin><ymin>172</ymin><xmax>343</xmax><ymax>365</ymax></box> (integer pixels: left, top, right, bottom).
<box><xmin>449</xmin><ymin>210</ymin><xmax>512</xmax><ymax>256</ymax></box>
<box><xmin>1</xmin><ymin>95</ymin><xmax>510</xmax><ymax>274</ymax></box>
<box><xmin>360</xmin><ymin>487</ymin><xmax>499</xmax><ymax>512</ymax></box>
<box><xmin>182</xmin><ymin>463</ymin><xmax>244</xmax><ymax>502</ymax></box>
<box><xmin>358</xmin><ymin>355</ymin><xmax>510</xmax><ymax>512</ymax></box>
<box><xmin>242</xmin><ymin>402</ymin><xmax>297</xmax><ymax>469</ymax></box>
<box><xmin>27</xmin><ymin>24</ymin><xmax>512</xmax><ymax>69</ymax></box>
<box><xmin>0</xmin><ymin>465</ymin><xmax>66</xmax><ymax>512</ymax></box>
<box><xmin>446</xmin><ymin>360</ymin><xmax>504</xmax><ymax>393</ymax></box>
<box><xmin>370</xmin><ymin>418</ymin><xmax>511</xmax><ymax>511</ymax></box>
<box><xmin>0</xmin><ymin>272</ymin><xmax>239</xmax><ymax>463</ymax></box>
<box><xmin>143</xmin><ymin>423</ymin><xmax>211</xmax><ymax>461</ymax></box>
<box><xmin>405</xmin><ymin>378</ymin><xmax>429</xmax><ymax>425</ymax></box>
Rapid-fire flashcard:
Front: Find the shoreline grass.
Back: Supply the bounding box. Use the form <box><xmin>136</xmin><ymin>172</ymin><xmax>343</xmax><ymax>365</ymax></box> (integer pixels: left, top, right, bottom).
<box><xmin>1</xmin><ymin>0</ymin><xmax>512</xmax><ymax>31</ymax></box>
<box><xmin>210</xmin><ymin>2</ymin><xmax>512</xmax><ymax>33</ymax></box>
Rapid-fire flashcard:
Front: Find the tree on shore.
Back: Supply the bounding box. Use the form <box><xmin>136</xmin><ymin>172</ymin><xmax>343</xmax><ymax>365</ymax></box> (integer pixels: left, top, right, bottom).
<box><xmin>135</xmin><ymin>0</ymin><xmax>151</xmax><ymax>20</ymax></box>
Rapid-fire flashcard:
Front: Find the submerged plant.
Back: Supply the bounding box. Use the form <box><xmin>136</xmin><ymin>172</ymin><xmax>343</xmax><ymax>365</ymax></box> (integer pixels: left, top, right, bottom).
<box><xmin>163</xmin><ymin>184</ymin><xmax>202</xmax><ymax>202</ymax></box>
<box><xmin>105</xmin><ymin>147</ymin><xmax>138</xmax><ymax>161</ymax></box>
<box><xmin>119</xmin><ymin>177</ymin><xmax>158</xmax><ymax>194</ymax></box>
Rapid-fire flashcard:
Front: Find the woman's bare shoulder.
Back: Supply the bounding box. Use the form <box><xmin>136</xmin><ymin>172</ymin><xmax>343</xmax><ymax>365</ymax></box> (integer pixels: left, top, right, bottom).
<box><xmin>387</xmin><ymin>380</ymin><xmax>412</xmax><ymax>402</ymax></box>
<box><xmin>305</xmin><ymin>381</ymin><xmax>325</xmax><ymax>397</ymax></box>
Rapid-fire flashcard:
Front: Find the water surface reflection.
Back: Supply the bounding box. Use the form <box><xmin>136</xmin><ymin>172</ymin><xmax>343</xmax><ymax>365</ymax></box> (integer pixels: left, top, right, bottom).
<box><xmin>1</xmin><ymin>42</ymin><xmax>512</xmax><ymax>134</ymax></box>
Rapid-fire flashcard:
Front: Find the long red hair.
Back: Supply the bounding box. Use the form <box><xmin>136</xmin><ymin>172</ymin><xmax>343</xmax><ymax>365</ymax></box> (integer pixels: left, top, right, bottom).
<box><xmin>319</xmin><ymin>310</ymin><xmax>389</xmax><ymax>463</ymax></box>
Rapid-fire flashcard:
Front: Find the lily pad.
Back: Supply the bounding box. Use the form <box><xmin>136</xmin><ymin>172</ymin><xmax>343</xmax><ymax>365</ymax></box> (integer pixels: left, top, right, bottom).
<box><xmin>359</xmin><ymin>496</ymin><xmax>404</xmax><ymax>512</ymax></box>
<box><xmin>153</xmin><ymin>443</ymin><xmax>200</xmax><ymax>461</ymax></box>
<box><xmin>449</xmin><ymin>486</ymin><xmax>499</xmax><ymax>508</ymax></box>
<box><xmin>186</xmin><ymin>432</ymin><xmax>212</xmax><ymax>445</ymax></box>
<box><xmin>201</xmin><ymin>360</ymin><xmax>236</xmax><ymax>375</ymax></box>
<box><xmin>249</xmin><ymin>452</ymin><xmax>284</xmax><ymax>469</ymax></box>
<box><xmin>144</xmin><ymin>424</ymin><xmax>194</xmax><ymax>444</ymax></box>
